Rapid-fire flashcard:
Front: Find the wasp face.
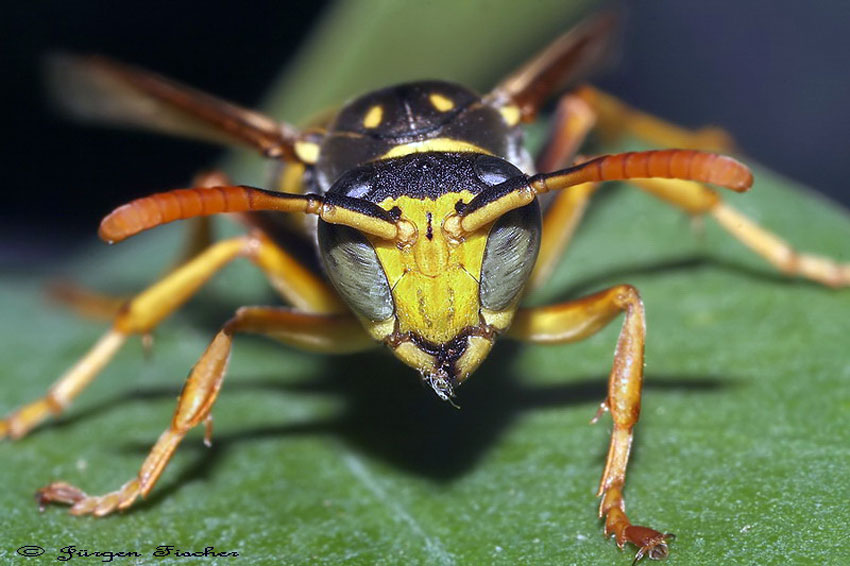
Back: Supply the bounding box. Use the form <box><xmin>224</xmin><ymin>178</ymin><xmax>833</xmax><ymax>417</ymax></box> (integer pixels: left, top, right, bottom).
<box><xmin>318</xmin><ymin>152</ymin><xmax>541</xmax><ymax>400</ymax></box>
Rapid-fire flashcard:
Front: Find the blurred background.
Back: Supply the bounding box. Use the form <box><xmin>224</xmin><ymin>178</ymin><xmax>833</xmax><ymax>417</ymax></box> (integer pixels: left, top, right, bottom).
<box><xmin>1</xmin><ymin>0</ymin><xmax>848</xmax><ymax>260</ymax></box>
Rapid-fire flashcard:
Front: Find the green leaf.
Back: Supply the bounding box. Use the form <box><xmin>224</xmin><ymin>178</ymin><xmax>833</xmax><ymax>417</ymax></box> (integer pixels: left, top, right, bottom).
<box><xmin>3</xmin><ymin>2</ymin><xmax>850</xmax><ymax>566</ymax></box>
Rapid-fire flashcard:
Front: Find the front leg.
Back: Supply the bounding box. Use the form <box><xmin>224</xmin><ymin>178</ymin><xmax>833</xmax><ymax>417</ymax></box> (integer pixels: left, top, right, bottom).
<box><xmin>37</xmin><ymin>307</ymin><xmax>374</xmax><ymax>516</ymax></box>
<box><xmin>508</xmin><ymin>285</ymin><xmax>673</xmax><ymax>562</ymax></box>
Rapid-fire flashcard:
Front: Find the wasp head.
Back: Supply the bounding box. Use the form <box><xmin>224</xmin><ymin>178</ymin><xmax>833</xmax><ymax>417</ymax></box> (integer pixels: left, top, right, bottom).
<box><xmin>318</xmin><ymin>152</ymin><xmax>540</xmax><ymax>401</ymax></box>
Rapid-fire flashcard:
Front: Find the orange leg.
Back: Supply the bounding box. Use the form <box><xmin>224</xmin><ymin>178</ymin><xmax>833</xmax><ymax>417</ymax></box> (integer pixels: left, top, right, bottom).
<box><xmin>508</xmin><ymin>285</ymin><xmax>673</xmax><ymax>562</ymax></box>
<box><xmin>630</xmin><ymin>177</ymin><xmax>850</xmax><ymax>287</ymax></box>
<box><xmin>529</xmin><ymin>88</ymin><xmax>737</xmax><ymax>292</ymax></box>
<box><xmin>575</xmin><ymin>85</ymin><xmax>734</xmax><ymax>153</ymax></box>
<box><xmin>46</xmin><ymin>216</ymin><xmax>216</xmax><ymax>322</ymax></box>
<box><xmin>529</xmin><ymin>180</ymin><xmax>599</xmax><ymax>291</ymax></box>
<box><xmin>530</xmin><ymin>86</ymin><xmax>736</xmax><ymax>292</ymax></box>
<box><xmin>535</xmin><ymin>93</ymin><xmax>597</xmax><ymax>173</ymax></box>
<box><xmin>529</xmin><ymin>93</ymin><xmax>600</xmax><ymax>291</ymax></box>
<box><xmin>37</xmin><ymin>307</ymin><xmax>373</xmax><ymax>516</ymax></box>
<box><xmin>532</xmin><ymin>89</ymin><xmax>849</xmax><ymax>288</ymax></box>
<box><xmin>48</xmin><ymin>172</ymin><xmax>222</xmax><ymax>322</ymax></box>
<box><xmin>0</xmin><ymin>234</ymin><xmax>344</xmax><ymax>440</ymax></box>
<box><xmin>46</xmin><ymin>279</ymin><xmax>129</xmax><ymax>321</ymax></box>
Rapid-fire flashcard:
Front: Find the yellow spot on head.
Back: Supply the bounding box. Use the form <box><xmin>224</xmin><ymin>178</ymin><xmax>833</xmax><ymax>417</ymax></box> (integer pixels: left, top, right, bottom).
<box><xmin>293</xmin><ymin>140</ymin><xmax>319</xmax><ymax>164</ymax></box>
<box><xmin>429</xmin><ymin>93</ymin><xmax>455</xmax><ymax>112</ymax></box>
<box><xmin>363</xmin><ymin>105</ymin><xmax>383</xmax><ymax>128</ymax></box>
<box><xmin>499</xmin><ymin>104</ymin><xmax>521</xmax><ymax>127</ymax></box>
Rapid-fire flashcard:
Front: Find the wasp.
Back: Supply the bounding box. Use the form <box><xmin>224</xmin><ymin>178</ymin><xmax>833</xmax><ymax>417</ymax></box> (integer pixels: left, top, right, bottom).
<box><xmin>3</xmin><ymin>13</ymin><xmax>848</xmax><ymax>563</ymax></box>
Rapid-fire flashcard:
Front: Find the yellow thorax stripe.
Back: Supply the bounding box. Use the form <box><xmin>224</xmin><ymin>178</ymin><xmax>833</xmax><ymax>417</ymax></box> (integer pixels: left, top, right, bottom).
<box><xmin>380</xmin><ymin>138</ymin><xmax>492</xmax><ymax>160</ymax></box>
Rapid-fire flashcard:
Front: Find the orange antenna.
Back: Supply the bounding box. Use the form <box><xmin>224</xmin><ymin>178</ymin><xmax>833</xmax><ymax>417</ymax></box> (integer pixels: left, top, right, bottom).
<box><xmin>99</xmin><ymin>185</ymin><xmax>405</xmax><ymax>243</ymax></box>
<box><xmin>451</xmin><ymin>149</ymin><xmax>753</xmax><ymax>236</ymax></box>
<box><xmin>530</xmin><ymin>149</ymin><xmax>753</xmax><ymax>194</ymax></box>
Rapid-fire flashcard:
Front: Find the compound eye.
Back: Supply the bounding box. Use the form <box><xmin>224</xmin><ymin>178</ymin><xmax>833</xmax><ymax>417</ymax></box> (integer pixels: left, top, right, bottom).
<box><xmin>318</xmin><ymin>221</ymin><xmax>394</xmax><ymax>321</ymax></box>
<box><xmin>479</xmin><ymin>200</ymin><xmax>541</xmax><ymax>311</ymax></box>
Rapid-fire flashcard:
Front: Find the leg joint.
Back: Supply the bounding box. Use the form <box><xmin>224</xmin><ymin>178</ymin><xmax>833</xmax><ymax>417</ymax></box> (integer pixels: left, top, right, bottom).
<box><xmin>612</xmin><ymin>284</ymin><xmax>642</xmax><ymax>311</ymax></box>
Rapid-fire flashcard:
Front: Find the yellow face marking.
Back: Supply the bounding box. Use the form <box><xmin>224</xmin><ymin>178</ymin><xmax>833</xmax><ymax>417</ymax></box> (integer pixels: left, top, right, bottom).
<box><xmin>393</xmin><ymin>342</ymin><xmax>437</xmax><ymax>375</ymax></box>
<box><xmin>368</xmin><ymin>191</ymin><xmax>491</xmax><ymax>345</ymax></box>
<box><xmin>363</xmin><ymin>105</ymin><xmax>383</xmax><ymax>128</ymax></box>
<box><xmin>380</xmin><ymin>138</ymin><xmax>492</xmax><ymax>160</ymax></box>
<box><xmin>277</xmin><ymin>161</ymin><xmax>307</xmax><ymax>193</ymax></box>
<box><xmin>429</xmin><ymin>93</ymin><xmax>455</xmax><ymax>112</ymax></box>
<box><xmin>454</xmin><ymin>336</ymin><xmax>494</xmax><ymax>384</ymax></box>
<box><xmin>480</xmin><ymin>307</ymin><xmax>515</xmax><ymax>332</ymax></box>
<box><xmin>364</xmin><ymin>317</ymin><xmax>395</xmax><ymax>342</ymax></box>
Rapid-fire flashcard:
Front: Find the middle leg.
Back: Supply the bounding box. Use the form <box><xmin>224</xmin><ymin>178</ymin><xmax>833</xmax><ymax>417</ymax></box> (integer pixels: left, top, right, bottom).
<box><xmin>37</xmin><ymin>306</ymin><xmax>374</xmax><ymax>516</ymax></box>
<box><xmin>1</xmin><ymin>231</ymin><xmax>344</xmax><ymax>440</ymax></box>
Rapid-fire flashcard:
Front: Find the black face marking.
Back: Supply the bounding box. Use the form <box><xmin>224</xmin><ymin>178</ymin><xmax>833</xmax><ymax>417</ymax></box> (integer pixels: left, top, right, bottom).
<box><xmin>426</xmin><ymin>212</ymin><xmax>433</xmax><ymax>240</ymax></box>
<box><xmin>475</xmin><ymin>154</ymin><xmax>521</xmax><ymax>186</ymax></box>
<box><xmin>460</xmin><ymin>155</ymin><xmax>528</xmax><ymax>215</ymax></box>
<box><xmin>327</xmin><ymin>152</ymin><xmax>520</xmax><ymax>204</ymax></box>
